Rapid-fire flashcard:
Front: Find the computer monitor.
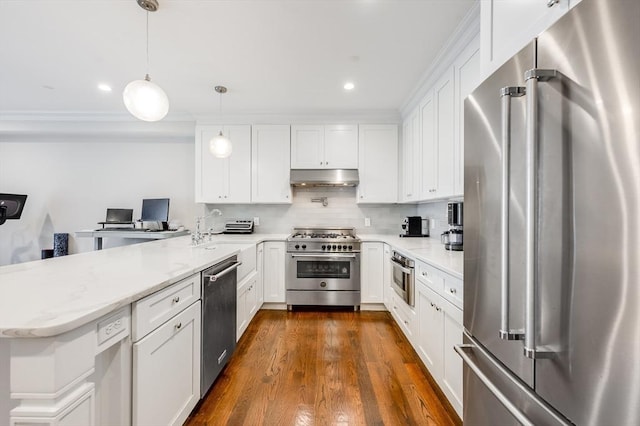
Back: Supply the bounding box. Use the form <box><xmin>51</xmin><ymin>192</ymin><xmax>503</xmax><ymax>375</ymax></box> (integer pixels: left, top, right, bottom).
<box><xmin>0</xmin><ymin>193</ymin><xmax>27</xmax><ymax>226</ymax></box>
<box><xmin>141</xmin><ymin>198</ymin><xmax>170</xmax><ymax>222</ymax></box>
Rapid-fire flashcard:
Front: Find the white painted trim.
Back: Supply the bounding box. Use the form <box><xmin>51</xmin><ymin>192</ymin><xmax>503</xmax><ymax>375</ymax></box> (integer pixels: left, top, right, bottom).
<box><xmin>10</xmin><ymin>368</ymin><xmax>94</xmax><ymax>400</ymax></box>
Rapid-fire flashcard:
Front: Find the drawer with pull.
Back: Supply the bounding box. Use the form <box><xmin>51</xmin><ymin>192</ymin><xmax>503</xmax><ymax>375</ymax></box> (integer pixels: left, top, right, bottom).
<box><xmin>416</xmin><ymin>261</ymin><xmax>445</xmax><ymax>293</ymax></box>
<box><xmin>442</xmin><ymin>275</ymin><xmax>463</xmax><ymax>310</ymax></box>
<box><xmin>132</xmin><ymin>273</ymin><xmax>201</xmax><ymax>341</ymax></box>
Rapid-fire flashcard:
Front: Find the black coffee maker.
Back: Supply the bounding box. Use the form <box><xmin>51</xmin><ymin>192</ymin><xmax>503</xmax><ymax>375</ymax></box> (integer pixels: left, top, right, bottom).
<box><xmin>443</xmin><ymin>202</ymin><xmax>463</xmax><ymax>251</ymax></box>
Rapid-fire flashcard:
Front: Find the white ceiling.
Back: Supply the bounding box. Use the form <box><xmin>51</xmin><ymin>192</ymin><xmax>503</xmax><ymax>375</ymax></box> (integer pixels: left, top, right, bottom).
<box><xmin>0</xmin><ymin>0</ymin><xmax>475</xmax><ymax>120</ymax></box>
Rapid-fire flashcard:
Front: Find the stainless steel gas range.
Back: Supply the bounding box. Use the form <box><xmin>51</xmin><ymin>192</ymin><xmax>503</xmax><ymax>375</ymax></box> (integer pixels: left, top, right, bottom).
<box><xmin>286</xmin><ymin>227</ymin><xmax>361</xmax><ymax>310</ymax></box>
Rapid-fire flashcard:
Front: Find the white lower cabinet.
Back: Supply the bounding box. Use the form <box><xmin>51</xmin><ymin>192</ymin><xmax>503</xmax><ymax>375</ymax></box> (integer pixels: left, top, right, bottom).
<box><xmin>263</xmin><ymin>241</ymin><xmax>286</xmax><ymax>303</ymax></box>
<box><xmin>382</xmin><ymin>244</ymin><xmax>392</xmax><ymax>308</ymax></box>
<box><xmin>237</xmin><ymin>271</ymin><xmax>258</xmax><ymax>340</ymax></box>
<box><xmin>389</xmin><ymin>292</ymin><xmax>417</xmax><ymax>343</ymax></box>
<box><xmin>361</xmin><ymin>242</ymin><xmax>384</xmax><ymax>304</ymax></box>
<box><xmin>415</xmin><ymin>266</ymin><xmax>463</xmax><ymax>417</ymax></box>
<box><xmin>132</xmin><ymin>274</ymin><xmax>202</xmax><ymax>426</ymax></box>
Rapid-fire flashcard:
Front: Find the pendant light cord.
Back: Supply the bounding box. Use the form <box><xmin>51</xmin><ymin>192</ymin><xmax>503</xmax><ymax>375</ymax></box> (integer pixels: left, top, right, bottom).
<box><xmin>146</xmin><ymin>11</ymin><xmax>150</xmax><ymax>76</ymax></box>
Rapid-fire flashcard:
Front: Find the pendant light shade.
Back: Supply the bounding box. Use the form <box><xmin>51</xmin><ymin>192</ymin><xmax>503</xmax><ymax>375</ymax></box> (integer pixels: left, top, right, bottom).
<box><xmin>209</xmin><ymin>131</ymin><xmax>233</xmax><ymax>158</ymax></box>
<box><xmin>208</xmin><ymin>85</ymin><xmax>232</xmax><ymax>158</ymax></box>
<box><xmin>124</xmin><ymin>1</ymin><xmax>169</xmax><ymax>122</ymax></box>
<box><xmin>123</xmin><ymin>74</ymin><xmax>169</xmax><ymax>122</ymax></box>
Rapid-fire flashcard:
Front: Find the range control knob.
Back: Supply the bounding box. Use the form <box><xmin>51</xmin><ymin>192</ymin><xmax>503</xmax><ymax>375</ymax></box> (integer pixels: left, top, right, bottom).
<box><xmin>348</xmin><ymin>245</ymin><xmax>353</xmax><ymax>250</ymax></box>
<box><xmin>337</xmin><ymin>245</ymin><xmax>342</xmax><ymax>250</ymax></box>
<box><xmin>332</xmin><ymin>245</ymin><xmax>337</xmax><ymax>250</ymax></box>
<box><xmin>302</xmin><ymin>244</ymin><xmax>307</xmax><ymax>250</ymax></box>
<box><xmin>295</xmin><ymin>244</ymin><xmax>300</xmax><ymax>249</ymax></box>
<box><xmin>342</xmin><ymin>245</ymin><xmax>347</xmax><ymax>250</ymax></box>
<box><xmin>321</xmin><ymin>245</ymin><xmax>326</xmax><ymax>250</ymax></box>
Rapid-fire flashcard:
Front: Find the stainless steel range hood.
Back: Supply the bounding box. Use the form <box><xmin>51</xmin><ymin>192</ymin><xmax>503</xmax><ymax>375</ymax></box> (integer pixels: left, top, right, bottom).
<box><xmin>290</xmin><ymin>169</ymin><xmax>359</xmax><ymax>187</ymax></box>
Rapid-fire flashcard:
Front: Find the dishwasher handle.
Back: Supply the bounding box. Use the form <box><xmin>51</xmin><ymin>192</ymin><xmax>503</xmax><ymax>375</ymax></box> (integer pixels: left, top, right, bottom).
<box><xmin>204</xmin><ymin>261</ymin><xmax>242</xmax><ymax>282</ymax></box>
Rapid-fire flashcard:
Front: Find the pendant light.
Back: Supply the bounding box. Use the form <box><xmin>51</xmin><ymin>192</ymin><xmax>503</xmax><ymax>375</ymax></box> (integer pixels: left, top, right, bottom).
<box><xmin>123</xmin><ymin>0</ymin><xmax>169</xmax><ymax>122</ymax></box>
<box><xmin>209</xmin><ymin>86</ymin><xmax>233</xmax><ymax>158</ymax></box>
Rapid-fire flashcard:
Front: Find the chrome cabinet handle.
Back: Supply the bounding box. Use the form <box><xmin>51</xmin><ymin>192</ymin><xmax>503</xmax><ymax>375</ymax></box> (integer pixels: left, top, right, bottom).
<box><xmin>523</xmin><ymin>69</ymin><xmax>557</xmax><ymax>359</ymax></box>
<box><xmin>175</xmin><ymin>322</ymin><xmax>182</xmax><ymax>330</ymax></box>
<box><xmin>172</xmin><ymin>296</ymin><xmax>180</xmax><ymax>304</ymax></box>
<box><xmin>499</xmin><ymin>85</ymin><xmax>526</xmax><ymax>342</ymax></box>
<box><xmin>449</xmin><ymin>288</ymin><xmax>457</xmax><ymax>294</ymax></box>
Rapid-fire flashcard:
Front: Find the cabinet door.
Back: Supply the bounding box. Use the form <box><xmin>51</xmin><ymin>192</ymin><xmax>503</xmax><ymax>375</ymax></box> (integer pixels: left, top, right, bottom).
<box><xmin>416</xmin><ymin>281</ymin><xmax>444</xmax><ymax>380</ymax></box>
<box><xmin>251</xmin><ymin>125</ymin><xmax>292</xmax><ymax>203</ymax></box>
<box><xmin>195</xmin><ymin>125</ymin><xmax>251</xmax><ymax>204</ymax></box>
<box><xmin>133</xmin><ymin>301</ymin><xmax>201</xmax><ymax>426</ymax></box>
<box><xmin>357</xmin><ymin>125</ymin><xmax>398</xmax><ymax>203</ymax></box>
<box><xmin>441</xmin><ymin>299</ymin><xmax>464</xmax><ymax>417</ymax></box>
<box><xmin>237</xmin><ymin>284</ymin><xmax>248</xmax><ymax>341</ymax></box>
<box><xmin>324</xmin><ymin>125</ymin><xmax>358</xmax><ymax>169</ymax></box>
<box><xmin>420</xmin><ymin>91</ymin><xmax>437</xmax><ymax>199</ymax></box>
<box><xmin>434</xmin><ymin>68</ymin><xmax>455</xmax><ymax>198</ymax></box>
<box><xmin>481</xmin><ymin>0</ymin><xmax>569</xmax><ymax>75</ymax></box>
<box><xmin>256</xmin><ymin>243</ymin><xmax>264</xmax><ymax>306</ymax></box>
<box><xmin>454</xmin><ymin>38</ymin><xmax>480</xmax><ymax>196</ymax></box>
<box><xmin>401</xmin><ymin>110</ymin><xmax>420</xmax><ymax>202</ymax></box>
<box><xmin>360</xmin><ymin>242</ymin><xmax>384</xmax><ymax>304</ymax></box>
<box><xmin>382</xmin><ymin>244</ymin><xmax>392</xmax><ymax>309</ymax></box>
<box><xmin>291</xmin><ymin>125</ymin><xmax>324</xmax><ymax>169</ymax></box>
<box><xmin>262</xmin><ymin>242</ymin><xmax>286</xmax><ymax>303</ymax></box>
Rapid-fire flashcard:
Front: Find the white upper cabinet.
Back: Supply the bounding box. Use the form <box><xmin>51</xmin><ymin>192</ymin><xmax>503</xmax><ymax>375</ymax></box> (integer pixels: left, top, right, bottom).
<box><xmin>401</xmin><ymin>109</ymin><xmax>420</xmax><ymax>202</ymax></box>
<box><xmin>251</xmin><ymin>125</ymin><xmax>292</xmax><ymax>204</ymax></box>
<box><xmin>290</xmin><ymin>125</ymin><xmax>358</xmax><ymax>169</ymax></box>
<box><xmin>454</xmin><ymin>38</ymin><xmax>481</xmax><ymax>196</ymax></box>
<box><xmin>434</xmin><ymin>67</ymin><xmax>455</xmax><ymax>199</ymax></box>
<box><xmin>420</xmin><ymin>90</ymin><xmax>437</xmax><ymax>199</ymax></box>
<box><xmin>195</xmin><ymin>125</ymin><xmax>251</xmax><ymax>204</ymax></box>
<box><xmin>357</xmin><ymin>124</ymin><xmax>398</xmax><ymax>203</ymax></box>
<box><xmin>481</xmin><ymin>0</ymin><xmax>570</xmax><ymax>76</ymax></box>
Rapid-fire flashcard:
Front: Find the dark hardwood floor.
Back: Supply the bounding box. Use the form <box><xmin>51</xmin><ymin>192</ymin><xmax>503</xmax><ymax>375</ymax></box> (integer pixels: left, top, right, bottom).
<box><xmin>186</xmin><ymin>309</ymin><xmax>461</xmax><ymax>426</ymax></box>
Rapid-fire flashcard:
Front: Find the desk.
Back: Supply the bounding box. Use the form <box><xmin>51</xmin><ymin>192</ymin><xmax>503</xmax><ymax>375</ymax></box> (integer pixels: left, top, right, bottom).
<box><xmin>75</xmin><ymin>229</ymin><xmax>190</xmax><ymax>250</ymax></box>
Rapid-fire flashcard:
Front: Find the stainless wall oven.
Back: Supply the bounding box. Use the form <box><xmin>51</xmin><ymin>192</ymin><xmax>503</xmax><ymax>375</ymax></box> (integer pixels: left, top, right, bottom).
<box><xmin>391</xmin><ymin>250</ymin><xmax>415</xmax><ymax>307</ymax></box>
<box><xmin>285</xmin><ymin>227</ymin><xmax>361</xmax><ymax>309</ymax></box>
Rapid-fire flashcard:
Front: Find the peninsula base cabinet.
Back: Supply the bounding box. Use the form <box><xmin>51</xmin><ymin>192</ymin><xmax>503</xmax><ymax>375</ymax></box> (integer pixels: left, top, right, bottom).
<box><xmin>4</xmin><ymin>306</ymin><xmax>132</xmax><ymax>426</ymax></box>
<box><xmin>132</xmin><ymin>273</ymin><xmax>202</xmax><ymax>426</ymax></box>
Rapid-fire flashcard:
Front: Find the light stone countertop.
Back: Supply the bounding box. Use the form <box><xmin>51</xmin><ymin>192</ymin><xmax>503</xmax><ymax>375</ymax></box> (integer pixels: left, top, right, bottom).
<box><xmin>358</xmin><ymin>234</ymin><xmax>463</xmax><ymax>280</ymax></box>
<box><xmin>0</xmin><ymin>232</ymin><xmax>460</xmax><ymax>338</ymax></box>
<box><xmin>0</xmin><ymin>234</ymin><xmax>288</xmax><ymax>338</ymax></box>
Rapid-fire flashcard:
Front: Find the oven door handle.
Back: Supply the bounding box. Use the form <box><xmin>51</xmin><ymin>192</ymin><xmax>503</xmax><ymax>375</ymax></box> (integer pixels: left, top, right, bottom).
<box><xmin>290</xmin><ymin>254</ymin><xmax>357</xmax><ymax>259</ymax></box>
<box><xmin>391</xmin><ymin>261</ymin><xmax>414</xmax><ymax>275</ymax></box>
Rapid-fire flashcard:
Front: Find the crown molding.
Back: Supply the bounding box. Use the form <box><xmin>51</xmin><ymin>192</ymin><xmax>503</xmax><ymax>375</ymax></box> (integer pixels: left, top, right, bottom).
<box><xmin>399</xmin><ymin>2</ymin><xmax>481</xmax><ymax>118</ymax></box>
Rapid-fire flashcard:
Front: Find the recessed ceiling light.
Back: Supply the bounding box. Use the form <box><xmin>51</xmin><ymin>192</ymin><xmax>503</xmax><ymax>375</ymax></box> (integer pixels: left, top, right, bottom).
<box><xmin>97</xmin><ymin>83</ymin><xmax>112</xmax><ymax>92</ymax></box>
<box><xmin>344</xmin><ymin>82</ymin><xmax>355</xmax><ymax>91</ymax></box>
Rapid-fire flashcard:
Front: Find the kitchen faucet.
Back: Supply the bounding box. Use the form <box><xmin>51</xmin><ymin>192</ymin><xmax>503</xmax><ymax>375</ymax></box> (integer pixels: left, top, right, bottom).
<box><xmin>192</xmin><ymin>209</ymin><xmax>222</xmax><ymax>246</ymax></box>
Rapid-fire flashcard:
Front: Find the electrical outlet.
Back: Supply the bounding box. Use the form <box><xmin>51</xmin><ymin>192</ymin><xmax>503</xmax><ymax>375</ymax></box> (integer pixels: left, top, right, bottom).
<box><xmin>253</xmin><ymin>217</ymin><xmax>260</xmax><ymax>226</ymax></box>
<box><xmin>364</xmin><ymin>217</ymin><xmax>371</xmax><ymax>227</ymax></box>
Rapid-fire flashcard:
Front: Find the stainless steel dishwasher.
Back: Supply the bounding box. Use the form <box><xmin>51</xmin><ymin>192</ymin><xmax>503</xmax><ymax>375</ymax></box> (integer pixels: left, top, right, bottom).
<box><xmin>201</xmin><ymin>255</ymin><xmax>241</xmax><ymax>397</ymax></box>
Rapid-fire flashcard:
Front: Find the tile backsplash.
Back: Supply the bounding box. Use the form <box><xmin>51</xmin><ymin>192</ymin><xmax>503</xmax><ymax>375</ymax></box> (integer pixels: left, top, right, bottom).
<box><xmin>205</xmin><ymin>187</ymin><xmax>417</xmax><ymax>235</ymax></box>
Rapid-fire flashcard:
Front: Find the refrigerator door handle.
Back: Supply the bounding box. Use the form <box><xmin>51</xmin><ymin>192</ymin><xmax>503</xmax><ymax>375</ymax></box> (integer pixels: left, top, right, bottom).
<box><xmin>523</xmin><ymin>68</ymin><xmax>557</xmax><ymax>359</ymax></box>
<box><xmin>456</xmin><ymin>332</ymin><xmax>571</xmax><ymax>426</ymax></box>
<box><xmin>456</xmin><ymin>343</ymin><xmax>535</xmax><ymax>426</ymax></box>
<box><xmin>499</xmin><ymin>86</ymin><xmax>526</xmax><ymax>341</ymax></box>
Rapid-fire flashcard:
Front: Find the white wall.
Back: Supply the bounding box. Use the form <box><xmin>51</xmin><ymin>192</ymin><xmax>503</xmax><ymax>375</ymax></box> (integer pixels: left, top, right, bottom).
<box><xmin>0</xmin><ymin>136</ymin><xmax>197</xmax><ymax>266</ymax></box>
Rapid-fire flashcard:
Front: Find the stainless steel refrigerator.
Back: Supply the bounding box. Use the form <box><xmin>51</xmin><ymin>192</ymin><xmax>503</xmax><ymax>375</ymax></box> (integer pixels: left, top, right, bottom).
<box><xmin>459</xmin><ymin>0</ymin><xmax>640</xmax><ymax>424</ymax></box>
